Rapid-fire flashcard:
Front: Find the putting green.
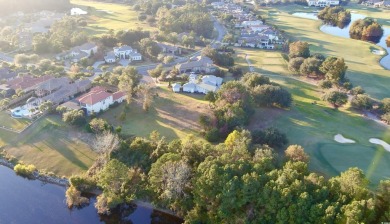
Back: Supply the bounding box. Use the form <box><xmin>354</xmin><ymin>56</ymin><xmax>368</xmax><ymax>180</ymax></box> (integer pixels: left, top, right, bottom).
<box><xmin>312</xmin><ymin>142</ymin><xmax>390</xmax><ymax>186</ymax></box>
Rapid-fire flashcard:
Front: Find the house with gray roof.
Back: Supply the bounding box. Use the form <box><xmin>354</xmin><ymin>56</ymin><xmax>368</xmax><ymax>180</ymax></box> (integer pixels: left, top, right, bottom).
<box><xmin>176</xmin><ymin>56</ymin><xmax>216</xmax><ymax>74</ymax></box>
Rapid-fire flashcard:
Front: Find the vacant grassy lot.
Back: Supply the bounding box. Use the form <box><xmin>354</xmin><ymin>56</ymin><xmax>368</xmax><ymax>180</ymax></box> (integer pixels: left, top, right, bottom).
<box><xmin>3</xmin><ymin>115</ymin><xmax>97</xmax><ymax>177</ymax></box>
<box><xmin>259</xmin><ymin>5</ymin><xmax>390</xmax><ymax>100</ymax></box>
<box><xmin>0</xmin><ymin>111</ymin><xmax>31</xmax><ymax>132</ymax></box>
<box><xmin>71</xmin><ymin>0</ymin><xmax>157</xmax><ymax>35</ymax></box>
<box><xmin>235</xmin><ymin>51</ymin><xmax>390</xmax><ymax>186</ymax></box>
<box><xmin>99</xmin><ymin>86</ymin><xmax>211</xmax><ymax>140</ymax></box>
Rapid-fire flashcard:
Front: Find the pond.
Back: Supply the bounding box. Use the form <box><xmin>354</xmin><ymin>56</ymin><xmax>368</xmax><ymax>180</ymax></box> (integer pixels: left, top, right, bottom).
<box><xmin>0</xmin><ymin>165</ymin><xmax>183</xmax><ymax>224</ymax></box>
<box><xmin>292</xmin><ymin>12</ymin><xmax>390</xmax><ymax>70</ymax></box>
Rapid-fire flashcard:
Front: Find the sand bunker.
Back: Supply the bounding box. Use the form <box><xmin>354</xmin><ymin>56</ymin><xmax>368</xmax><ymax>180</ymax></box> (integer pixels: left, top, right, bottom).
<box><xmin>334</xmin><ymin>134</ymin><xmax>356</xmax><ymax>143</ymax></box>
<box><xmin>372</xmin><ymin>50</ymin><xmax>385</xmax><ymax>55</ymax></box>
<box><xmin>97</xmin><ymin>10</ymin><xmax>113</xmax><ymax>14</ymax></box>
<box><xmin>369</xmin><ymin>138</ymin><xmax>390</xmax><ymax>152</ymax></box>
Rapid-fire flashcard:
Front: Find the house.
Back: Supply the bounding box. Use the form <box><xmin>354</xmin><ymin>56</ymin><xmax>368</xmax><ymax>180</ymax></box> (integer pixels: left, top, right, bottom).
<box><xmin>0</xmin><ymin>68</ymin><xmax>18</xmax><ymax>81</ymax></box>
<box><xmin>0</xmin><ymin>84</ymin><xmax>15</xmax><ymax>97</ymax></box>
<box><xmin>172</xmin><ymin>83</ymin><xmax>181</xmax><ymax>93</ymax></box>
<box><xmin>40</xmin><ymin>79</ymin><xmax>92</xmax><ymax>105</ymax></box>
<box><xmin>202</xmin><ymin>75</ymin><xmax>223</xmax><ymax>86</ymax></box>
<box><xmin>241</xmin><ymin>20</ymin><xmax>263</xmax><ymax>27</ymax></box>
<box><xmin>128</xmin><ymin>51</ymin><xmax>142</xmax><ymax>61</ymax></box>
<box><xmin>176</xmin><ymin>56</ymin><xmax>216</xmax><ymax>73</ymax></box>
<box><xmin>77</xmin><ymin>86</ymin><xmax>124</xmax><ymax>114</ymax></box>
<box><xmin>104</xmin><ymin>51</ymin><xmax>116</xmax><ymax>64</ymax></box>
<box><xmin>307</xmin><ymin>0</ymin><xmax>339</xmax><ymax>6</ymax></box>
<box><xmin>183</xmin><ymin>83</ymin><xmax>197</xmax><ymax>93</ymax></box>
<box><xmin>56</xmin><ymin>42</ymin><xmax>97</xmax><ymax>62</ymax></box>
<box><xmin>7</xmin><ymin>75</ymin><xmax>53</xmax><ymax>93</ymax></box>
<box><xmin>196</xmin><ymin>83</ymin><xmax>220</xmax><ymax>94</ymax></box>
<box><xmin>113</xmin><ymin>91</ymin><xmax>126</xmax><ymax>103</ymax></box>
<box><xmin>189</xmin><ymin>73</ymin><xmax>198</xmax><ymax>83</ymax></box>
<box><xmin>157</xmin><ymin>43</ymin><xmax>182</xmax><ymax>55</ymax></box>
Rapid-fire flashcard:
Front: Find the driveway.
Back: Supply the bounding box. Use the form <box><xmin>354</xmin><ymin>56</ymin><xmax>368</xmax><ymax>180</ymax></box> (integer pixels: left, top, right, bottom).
<box><xmin>119</xmin><ymin>59</ymin><xmax>130</xmax><ymax>67</ymax></box>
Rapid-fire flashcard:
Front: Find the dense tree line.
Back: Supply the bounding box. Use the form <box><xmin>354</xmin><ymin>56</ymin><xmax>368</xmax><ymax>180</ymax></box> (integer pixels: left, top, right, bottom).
<box><xmin>200</xmin><ymin>73</ymin><xmax>292</xmax><ymax>141</ymax></box>
<box><xmin>201</xmin><ymin>46</ymin><xmax>234</xmax><ymax>67</ymax></box>
<box><xmin>0</xmin><ymin>0</ymin><xmax>70</xmax><ymax>15</ymax></box>
<box><xmin>156</xmin><ymin>4</ymin><xmax>214</xmax><ymax>38</ymax></box>
<box><xmin>317</xmin><ymin>6</ymin><xmax>351</xmax><ymax>28</ymax></box>
<box><xmin>33</xmin><ymin>17</ymin><xmax>88</xmax><ymax>53</ymax></box>
<box><xmin>66</xmin><ymin>129</ymin><xmax>390</xmax><ymax>223</ymax></box>
<box><xmin>350</xmin><ymin>18</ymin><xmax>384</xmax><ymax>43</ymax></box>
<box><xmin>288</xmin><ymin>41</ymin><xmax>348</xmax><ymax>84</ymax></box>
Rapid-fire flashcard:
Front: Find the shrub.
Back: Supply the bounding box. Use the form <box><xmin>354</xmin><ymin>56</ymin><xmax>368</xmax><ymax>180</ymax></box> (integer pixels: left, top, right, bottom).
<box><xmin>66</xmin><ymin>186</ymin><xmax>90</xmax><ymax>208</ymax></box>
<box><xmin>69</xmin><ymin>175</ymin><xmax>96</xmax><ymax>192</ymax></box>
<box><xmin>381</xmin><ymin>112</ymin><xmax>390</xmax><ymax>124</ymax></box>
<box><xmin>205</xmin><ymin>128</ymin><xmax>220</xmax><ymax>142</ymax></box>
<box><xmin>14</xmin><ymin>164</ymin><xmax>36</xmax><ymax>177</ymax></box>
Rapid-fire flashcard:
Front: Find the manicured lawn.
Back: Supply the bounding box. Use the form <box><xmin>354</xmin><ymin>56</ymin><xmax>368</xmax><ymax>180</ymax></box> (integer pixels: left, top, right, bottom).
<box><xmin>3</xmin><ymin>115</ymin><xmax>97</xmax><ymax>177</ymax></box>
<box><xmin>0</xmin><ymin>111</ymin><xmax>31</xmax><ymax>132</ymax></box>
<box><xmin>235</xmin><ymin>48</ymin><xmax>290</xmax><ymax>76</ymax></box>
<box><xmin>259</xmin><ymin>5</ymin><xmax>390</xmax><ymax>100</ymax></box>
<box><xmin>99</xmin><ymin>86</ymin><xmax>212</xmax><ymax>140</ymax></box>
<box><xmin>234</xmin><ymin>50</ymin><xmax>390</xmax><ymax>186</ymax></box>
<box><xmin>250</xmin><ymin>76</ymin><xmax>390</xmax><ymax>186</ymax></box>
<box><xmin>71</xmin><ymin>0</ymin><xmax>157</xmax><ymax>35</ymax></box>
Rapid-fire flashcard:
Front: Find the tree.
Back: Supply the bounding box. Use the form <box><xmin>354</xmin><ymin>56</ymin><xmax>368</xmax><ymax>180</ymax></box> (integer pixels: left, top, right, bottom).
<box><xmin>322</xmin><ymin>90</ymin><xmax>348</xmax><ymax>108</ymax></box>
<box><xmin>148</xmin><ymin>153</ymin><xmax>192</xmax><ymax>213</ymax></box>
<box><xmin>381</xmin><ymin>112</ymin><xmax>390</xmax><ymax>124</ymax></box>
<box><xmin>62</xmin><ymin>110</ymin><xmax>86</xmax><ymax>126</ymax></box>
<box><xmin>351</xmin><ymin>94</ymin><xmax>372</xmax><ymax>110</ymax></box>
<box><xmin>252</xmin><ymin>84</ymin><xmax>292</xmax><ymax>108</ymax></box>
<box><xmin>137</xmin><ymin>84</ymin><xmax>154</xmax><ymax>112</ymax></box>
<box><xmin>285</xmin><ymin>145</ymin><xmax>309</xmax><ymax>162</ymax></box>
<box><xmin>89</xmin><ymin>118</ymin><xmax>110</xmax><ymax>133</ymax></box>
<box><xmin>351</xmin><ymin>86</ymin><xmax>365</xmax><ymax>95</ymax></box>
<box><xmin>251</xmin><ymin>128</ymin><xmax>288</xmax><ymax>149</ymax></box>
<box><xmin>375</xmin><ymin>180</ymin><xmax>390</xmax><ymax>222</ymax></box>
<box><xmin>380</xmin><ymin>98</ymin><xmax>390</xmax><ymax>113</ymax></box>
<box><xmin>299</xmin><ymin>57</ymin><xmax>324</xmax><ymax>77</ymax></box>
<box><xmin>241</xmin><ymin>72</ymin><xmax>271</xmax><ymax>88</ymax></box>
<box><xmin>288</xmin><ymin>41</ymin><xmax>310</xmax><ymax>59</ymax></box>
<box><xmin>320</xmin><ymin>57</ymin><xmax>348</xmax><ymax>83</ymax></box>
<box><xmin>148</xmin><ymin>64</ymin><xmax>163</xmax><ymax>81</ymax></box>
<box><xmin>288</xmin><ymin>57</ymin><xmax>305</xmax><ymax>73</ymax></box>
<box><xmin>319</xmin><ymin>80</ymin><xmax>333</xmax><ymax>89</ymax></box>
<box><xmin>228</xmin><ymin>65</ymin><xmax>243</xmax><ymax>78</ymax></box>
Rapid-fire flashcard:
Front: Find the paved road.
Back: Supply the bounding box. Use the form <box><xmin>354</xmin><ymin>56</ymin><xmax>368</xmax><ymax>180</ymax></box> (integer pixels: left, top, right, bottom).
<box><xmin>0</xmin><ymin>52</ymin><xmax>14</xmax><ymax>63</ymax></box>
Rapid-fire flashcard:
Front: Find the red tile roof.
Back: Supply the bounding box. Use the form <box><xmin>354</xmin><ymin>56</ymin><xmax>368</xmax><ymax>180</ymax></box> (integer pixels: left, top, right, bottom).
<box><xmin>113</xmin><ymin>91</ymin><xmax>125</xmax><ymax>101</ymax></box>
<box><xmin>77</xmin><ymin>90</ymin><xmax>112</xmax><ymax>105</ymax></box>
<box><xmin>7</xmin><ymin>75</ymin><xmax>53</xmax><ymax>91</ymax></box>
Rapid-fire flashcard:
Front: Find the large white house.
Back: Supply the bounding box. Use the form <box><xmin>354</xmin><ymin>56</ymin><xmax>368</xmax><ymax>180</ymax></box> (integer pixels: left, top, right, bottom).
<box><xmin>307</xmin><ymin>0</ymin><xmax>339</xmax><ymax>6</ymax></box>
<box><xmin>77</xmin><ymin>86</ymin><xmax>125</xmax><ymax>114</ymax></box>
<box><xmin>56</xmin><ymin>42</ymin><xmax>98</xmax><ymax>62</ymax></box>
<box><xmin>113</xmin><ymin>45</ymin><xmax>142</xmax><ymax>61</ymax></box>
<box><xmin>174</xmin><ymin>75</ymin><xmax>223</xmax><ymax>94</ymax></box>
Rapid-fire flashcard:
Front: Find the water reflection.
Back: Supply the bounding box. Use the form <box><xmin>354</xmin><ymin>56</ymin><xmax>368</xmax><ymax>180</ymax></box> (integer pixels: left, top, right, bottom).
<box><xmin>0</xmin><ymin>165</ymin><xmax>183</xmax><ymax>224</ymax></box>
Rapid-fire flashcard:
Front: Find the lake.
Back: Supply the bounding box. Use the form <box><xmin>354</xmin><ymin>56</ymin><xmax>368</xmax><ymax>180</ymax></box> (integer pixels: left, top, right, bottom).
<box><xmin>292</xmin><ymin>12</ymin><xmax>390</xmax><ymax>70</ymax></box>
<box><xmin>0</xmin><ymin>165</ymin><xmax>183</xmax><ymax>224</ymax></box>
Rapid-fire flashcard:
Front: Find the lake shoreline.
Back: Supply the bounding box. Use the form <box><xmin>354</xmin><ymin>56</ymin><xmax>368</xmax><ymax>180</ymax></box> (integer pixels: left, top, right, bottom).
<box><xmin>0</xmin><ymin>160</ymin><xmax>183</xmax><ymax>222</ymax></box>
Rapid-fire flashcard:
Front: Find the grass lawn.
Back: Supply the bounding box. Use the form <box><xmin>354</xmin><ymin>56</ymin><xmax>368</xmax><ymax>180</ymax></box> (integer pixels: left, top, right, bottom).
<box><xmin>99</xmin><ymin>86</ymin><xmax>212</xmax><ymax>141</ymax></box>
<box><xmin>258</xmin><ymin>5</ymin><xmax>390</xmax><ymax>100</ymax></box>
<box><xmin>0</xmin><ymin>111</ymin><xmax>31</xmax><ymax>132</ymax></box>
<box><xmin>234</xmin><ymin>50</ymin><xmax>390</xmax><ymax>186</ymax></box>
<box><xmin>2</xmin><ymin>115</ymin><xmax>97</xmax><ymax>177</ymax></box>
<box><xmin>71</xmin><ymin>0</ymin><xmax>157</xmax><ymax>36</ymax></box>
